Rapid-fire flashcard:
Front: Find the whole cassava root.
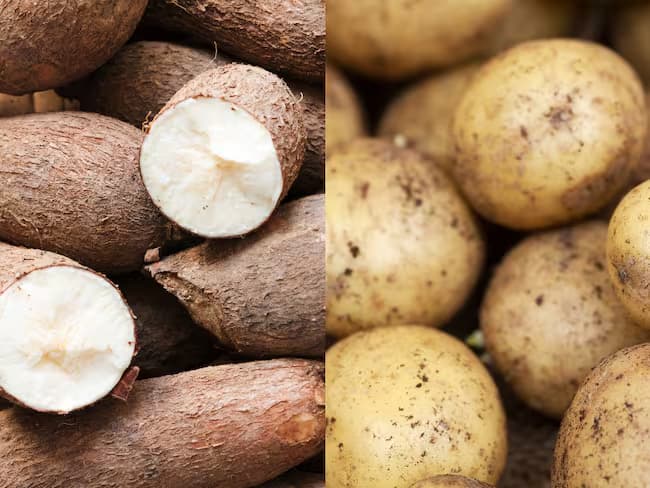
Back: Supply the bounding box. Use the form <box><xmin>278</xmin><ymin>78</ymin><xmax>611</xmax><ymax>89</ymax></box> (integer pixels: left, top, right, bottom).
<box><xmin>115</xmin><ymin>274</ymin><xmax>219</xmax><ymax>378</ymax></box>
<box><xmin>144</xmin><ymin>0</ymin><xmax>325</xmax><ymax>81</ymax></box>
<box><xmin>0</xmin><ymin>243</ymin><xmax>136</xmax><ymax>414</ymax></box>
<box><xmin>0</xmin><ymin>359</ymin><xmax>325</xmax><ymax>488</ymax></box>
<box><xmin>0</xmin><ymin>0</ymin><xmax>148</xmax><ymax>94</ymax></box>
<box><xmin>0</xmin><ymin>111</ymin><xmax>172</xmax><ymax>274</ymax></box>
<box><xmin>140</xmin><ymin>64</ymin><xmax>306</xmax><ymax>238</ymax></box>
<box><xmin>65</xmin><ymin>41</ymin><xmax>324</xmax><ymax>196</ymax></box>
<box><xmin>146</xmin><ymin>194</ymin><xmax>325</xmax><ymax>358</ymax></box>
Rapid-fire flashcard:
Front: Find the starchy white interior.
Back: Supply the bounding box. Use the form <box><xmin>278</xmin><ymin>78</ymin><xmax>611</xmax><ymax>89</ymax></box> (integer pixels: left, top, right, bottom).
<box><xmin>0</xmin><ymin>266</ymin><xmax>135</xmax><ymax>413</ymax></box>
<box><xmin>140</xmin><ymin>97</ymin><xmax>283</xmax><ymax>237</ymax></box>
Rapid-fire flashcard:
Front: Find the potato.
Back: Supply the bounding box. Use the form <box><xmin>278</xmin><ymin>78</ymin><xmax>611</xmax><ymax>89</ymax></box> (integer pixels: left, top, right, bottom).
<box><xmin>326</xmin><ymin>326</ymin><xmax>507</xmax><ymax>487</ymax></box>
<box><xmin>606</xmin><ymin>180</ymin><xmax>650</xmax><ymax>328</ymax></box>
<box><xmin>326</xmin><ymin>65</ymin><xmax>366</xmax><ymax>154</ymax></box>
<box><xmin>410</xmin><ymin>475</ymin><xmax>493</xmax><ymax>487</ymax></box>
<box><xmin>326</xmin><ymin>139</ymin><xmax>484</xmax><ymax>338</ymax></box>
<box><xmin>0</xmin><ymin>1</ymin><xmax>148</xmax><ymax>94</ymax></box>
<box><xmin>611</xmin><ymin>2</ymin><xmax>650</xmax><ymax>86</ymax></box>
<box><xmin>378</xmin><ymin>63</ymin><xmax>480</xmax><ymax>173</ymax></box>
<box><xmin>453</xmin><ymin>39</ymin><xmax>646</xmax><ymax>230</ymax></box>
<box><xmin>481</xmin><ymin>221</ymin><xmax>650</xmax><ymax>419</ymax></box>
<box><xmin>553</xmin><ymin>343</ymin><xmax>650</xmax><ymax>487</ymax></box>
<box><xmin>485</xmin><ymin>0</ymin><xmax>576</xmax><ymax>55</ymax></box>
<box><xmin>327</xmin><ymin>0</ymin><xmax>511</xmax><ymax>80</ymax></box>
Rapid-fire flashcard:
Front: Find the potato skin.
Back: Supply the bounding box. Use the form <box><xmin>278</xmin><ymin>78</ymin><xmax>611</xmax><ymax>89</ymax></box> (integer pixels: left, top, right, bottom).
<box><xmin>453</xmin><ymin>39</ymin><xmax>646</xmax><ymax>230</ymax></box>
<box><xmin>326</xmin><ymin>139</ymin><xmax>484</xmax><ymax>338</ymax></box>
<box><xmin>410</xmin><ymin>474</ymin><xmax>493</xmax><ymax>487</ymax></box>
<box><xmin>326</xmin><ymin>326</ymin><xmax>507</xmax><ymax>488</ymax></box>
<box><xmin>378</xmin><ymin>63</ymin><xmax>480</xmax><ymax>172</ymax></box>
<box><xmin>482</xmin><ymin>221</ymin><xmax>650</xmax><ymax>418</ymax></box>
<box><xmin>552</xmin><ymin>343</ymin><xmax>650</xmax><ymax>487</ymax></box>
<box><xmin>0</xmin><ymin>0</ymin><xmax>148</xmax><ymax>94</ymax></box>
<box><xmin>327</xmin><ymin>0</ymin><xmax>511</xmax><ymax>80</ymax></box>
<box><xmin>325</xmin><ymin>65</ymin><xmax>366</xmax><ymax>155</ymax></box>
<box><xmin>606</xmin><ymin>180</ymin><xmax>650</xmax><ymax>328</ymax></box>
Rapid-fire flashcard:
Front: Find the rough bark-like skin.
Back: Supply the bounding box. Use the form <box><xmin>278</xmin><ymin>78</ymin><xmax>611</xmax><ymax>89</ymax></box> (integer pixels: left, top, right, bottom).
<box><xmin>151</xmin><ymin>64</ymin><xmax>306</xmax><ymax>210</ymax></box>
<box><xmin>146</xmin><ymin>195</ymin><xmax>324</xmax><ymax>358</ymax></box>
<box><xmin>115</xmin><ymin>274</ymin><xmax>219</xmax><ymax>378</ymax></box>
<box><xmin>0</xmin><ymin>112</ymin><xmax>171</xmax><ymax>274</ymax></box>
<box><xmin>144</xmin><ymin>0</ymin><xmax>325</xmax><ymax>82</ymax></box>
<box><xmin>0</xmin><ymin>0</ymin><xmax>148</xmax><ymax>95</ymax></box>
<box><xmin>0</xmin><ymin>242</ymin><xmax>137</xmax><ymax>413</ymax></box>
<box><xmin>66</xmin><ymin>41</ymin><xmax>323</xmax><ymax>196</ymax></box>
<box><xmin>259</xmin><ymin>471</ymin><xmax>324</xmax><ymax>488</ymax></box>
<box><xmin>0</xmin><ymin>359</ymin><xmax>325</xmax><ymax>488</ymax></box>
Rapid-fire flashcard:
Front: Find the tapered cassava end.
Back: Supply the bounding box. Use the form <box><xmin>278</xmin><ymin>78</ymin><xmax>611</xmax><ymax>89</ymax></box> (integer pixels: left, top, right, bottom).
<box><xmin>0</xmin><ymin>264</ymin><xmax>136</xmax><ymax>414</ymax></box>
<box><xmin>140</xmin><ymin>64</ymin><xmax>306</xmax><ymax>238</ymax></box>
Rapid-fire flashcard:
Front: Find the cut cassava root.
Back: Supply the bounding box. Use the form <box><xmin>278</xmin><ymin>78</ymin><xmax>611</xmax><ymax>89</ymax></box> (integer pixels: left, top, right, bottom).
<box><xmin>140</xmin><ymin>64</ymin><xmax>306</xmax><ymax>238</ymax></box>
<box><xmin>0</xmin><ymin>0</ymin><xmax>148</xmax><ymax>94</ymax></box>
<box><xmin>144</xmin><ymin>0</ymin><xmax>325</xmax><ymax>82</ymax></box>
<box><xmin>0</xmin><ymin>112</ymin><xmax>172</xmax><ymax>274</ymax></box>
<box><xmin>0</xmin><ymin>243</ymin><xmax>135</xmax><ymax>414</ymax></box>
<box><xmin>146</xmin><ymin>194</ymin><xmax>324</xmax><ymax>358</ymax></box>
<box><xmin>65</xmin><ymin>41</ymin><xmax>324</xmax><ymax>196</ymax></box>
<box><xmin>0</xmin><ymin>359</ymin><xmax>325</xmax><ymax>488</ymax></box>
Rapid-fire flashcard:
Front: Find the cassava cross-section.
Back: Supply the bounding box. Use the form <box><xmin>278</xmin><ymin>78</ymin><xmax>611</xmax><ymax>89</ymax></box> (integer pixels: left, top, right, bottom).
<box><xmin>0</xmin><ymin>243</ymin><xmax>135</xmax><ymax>414</ymax></box>
<box><xmin>140</xmin><ymin>64</ymin><xmax>306</xmax><ymax>238</ymax></box>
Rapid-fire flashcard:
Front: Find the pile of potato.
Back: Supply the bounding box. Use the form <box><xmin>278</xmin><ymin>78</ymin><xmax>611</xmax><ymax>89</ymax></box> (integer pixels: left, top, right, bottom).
<box><xmin>0</xmin><ymin>1</ymin><xmax>324</xmax><ymax>487</ymax></box>
<box><xmin>326</xmin><ymin>1</ymin><xmax>650</xmax><ymax>487</ymax></box>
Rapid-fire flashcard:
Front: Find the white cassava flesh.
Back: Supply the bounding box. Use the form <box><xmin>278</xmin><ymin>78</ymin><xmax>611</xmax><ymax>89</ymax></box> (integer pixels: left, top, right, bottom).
<box><xmin>141</xmin><ymin>97</ymin><xmax>282</xmax><ymax>237</ymax></box>
<box><xmin>0</xmin><ymin>266</ymin><xmax>135</xmax><ymax>413</ymax></box>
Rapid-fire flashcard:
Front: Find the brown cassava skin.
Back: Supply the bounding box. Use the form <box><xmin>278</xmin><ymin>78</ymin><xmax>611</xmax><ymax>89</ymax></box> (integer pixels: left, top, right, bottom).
<box><xmin>325</xmin><ymin>65</ymin><xmax>366</xmax><ymax>155</ymax></box>
<box><xmin>68</xmin><ymin>41</ymin><xmax>324</xmax><ymax>196</ymax></box>
<box><xmin>144</xmin><ymin>0</ymin><xmax>325</xmax><ymax>82</ymax></box>
<box><xmin>0</xmin><ymin>359</ymin><xmax>325</xmax><ymax>488</ymax></box>
<box><xmin>146</xmin><ymin>195</ymin><xmax>324</xmax><ymax>358</ymax></box>
<box><xmin>115</xmin><ymin>274</ymin><xmax>219</xmax><ymax>378</ymax></box>
<box><xmin>0</xmin><ymin>0</ymin><xmax>148</xmax><ymax>95</ymax></box>
<box><xmin>148</xmin><ymin>64</ymin><xmax>306</xmax><ymax>223</ymax></box>
<box><xmin>552</xmin><ymin>344</ymin><xmax>650</xmax><ymax>487</ymax></box>
<box><xmin>481</xmin><ymin>221</ymin><xmax>650</xmax><ymax>418</ymax></box>
<box><xmin>0</xmin><ymin>112</ymin><xmax>171</xmax><ymax>274</ymax></box>
<box><xmin>259</xmin><ymin>471</ymin><xmax>324</xmax><ymax>488</ymax></box>
<box><xmin>0</xmin><ymin>243</ymin><xmax>137</xmax><ymax>412</ymax></box>
<box><xmin>411</xmin><ymin>475</ymin><xmax>493</xmax><ymax>487</ymax></box>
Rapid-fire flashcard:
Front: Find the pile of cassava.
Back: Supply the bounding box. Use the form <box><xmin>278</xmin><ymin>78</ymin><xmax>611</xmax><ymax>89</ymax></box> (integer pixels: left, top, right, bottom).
<box><xmin>0</xmin><ymin>1</ymin><xmax>324</xmax><ymax>487</ymax></box>
<box><xmin>326</xmin><ymin>1</ymin><xmax>650</xmax><ymax>487</ymax></box>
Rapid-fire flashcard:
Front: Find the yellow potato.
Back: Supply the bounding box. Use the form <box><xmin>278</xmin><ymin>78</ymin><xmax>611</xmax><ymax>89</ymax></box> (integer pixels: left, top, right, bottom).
<box><xmin>411</xmin><ymin>475</ymin><xmax>493</xmax><ymax>487</ymax></box>
<box><xmin>485</xmin><ymin>0</ymin><xmax>576</xmax><ymax>55</ymax></box>
<box><xmin>326</xmin><ymin>326</ymin><xmax>507</xmax><ymax>488</ymax></box>
<box><xmin>378</xmin><ymin>63</ymin><xmax>480</xmax><ymax>173</ymax></box>
<box><xmin>327</xmin><ymin>0</ymin><xmax>511</xmax><ymax>80</ymax></box>
<box><xmin>453</xmin><ymin>39</ymin><xmax>646</xmax><ymax>230</ymax></box>
<box><xmin>606</xmin><ymin>180</ymin><xmax>650</xmax><ymax>328</ymax></box>
<box><xmin>325</xmin><ymin>64</ymin><xmax>365</xmax><ymax>154</ymax></box>
<box><xmin>482</xmin><ymin>221</ymin><xmax>650</xmax><ymax>418</ymax></box>
<box><xmin>553</xmin><ymin>343</ymin><xmax>650</xmax><ymax>487</ymax></box>
<box><xmin>326</xmin><ymin>139</ymin><xmax>484</xmax><ymax>338</ymax></box>
<box><xmin>612</xmin><ymin>2</ymin><xmax>650</xmax><ymax>85</ymax></box>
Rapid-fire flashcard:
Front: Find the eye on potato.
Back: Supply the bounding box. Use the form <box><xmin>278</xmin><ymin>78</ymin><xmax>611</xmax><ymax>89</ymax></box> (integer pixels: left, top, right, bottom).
<box><xmin>326</xmin><ymin>139</ymin><xmax>484</xmax><ymax>338</ymax></box>
<box><xmin>453</xmin><ymin>39</ymin><xmax>646</xmax><ymax>230</ymax></box>
<box><xmin>326</xmin><ymin>65</ymin><xmax>366</xmax><ymax>155</ymax></box>
<box><xmin>553</xmin><ymin>343</ymin><xmax>650</xmax><ymax>487</ymax></box>
<box><xmin>326</xmin><ymin>326</ymin><xmax>507</xmax><ymax>488</ymax></box>
<box><xmin>378</xmin><ymin>63</ymin><xmax>480</xmax><ymax>173</ymax></box>
<box><xmin>327</xmin><ymin>0</ymin><xmax>511</xmax><ymax>80</ymax></box>
<box><xmin>482</xmin><ymin>221</ymin><xmax>650</xmax><ymax>418</ymax></box>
